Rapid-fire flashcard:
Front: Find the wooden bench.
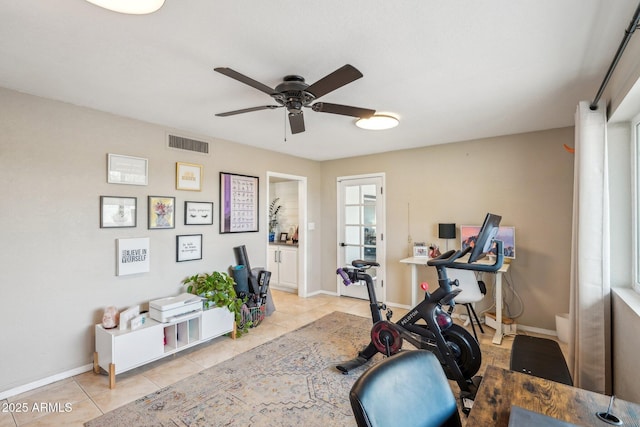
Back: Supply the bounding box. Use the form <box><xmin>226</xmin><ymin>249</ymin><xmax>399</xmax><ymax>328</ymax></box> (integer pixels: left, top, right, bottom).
<box><xmin>509</xmin><ymin>335</ymin><xmax>573</xmax><ymax>386</ymax></box>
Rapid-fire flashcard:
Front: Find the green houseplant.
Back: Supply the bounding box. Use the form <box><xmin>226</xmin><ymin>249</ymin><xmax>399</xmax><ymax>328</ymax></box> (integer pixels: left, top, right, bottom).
<box><xmin>182</xmin><ymin>271</ymin><xmax>250</xmax><ymax>336</ymax></box>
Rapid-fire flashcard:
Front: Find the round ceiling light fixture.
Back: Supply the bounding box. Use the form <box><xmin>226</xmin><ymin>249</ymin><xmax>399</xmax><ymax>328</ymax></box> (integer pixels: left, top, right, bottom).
<box><xmin>355</xmin><ymin>114</ymin><xmax>399</xmax><ymax>130</ymax></box>
<box><xmin>85</xmin><ymin>0</ymin><xmax>165</xmax><ymax>14</ymax></box>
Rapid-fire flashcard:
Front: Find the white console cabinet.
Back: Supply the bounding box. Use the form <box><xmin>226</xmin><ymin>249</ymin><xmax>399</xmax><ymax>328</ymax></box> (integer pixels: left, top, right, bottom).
<box><xmin>268</xmin><ymin>244</ymin><xmax>298</xmax><ymax>291</ymax></box>
<box><xmin>94</xmin><ymin>307</ymin><xmax>234</xmax><ymax>388</ymax></box>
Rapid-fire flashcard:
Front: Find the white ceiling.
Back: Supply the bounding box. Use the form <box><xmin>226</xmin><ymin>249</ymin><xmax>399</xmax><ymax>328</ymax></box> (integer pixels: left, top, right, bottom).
<box><xmin>0</xmin><ymin>0</ymin><xmax>637</xmax><ymax>160</ymax></box>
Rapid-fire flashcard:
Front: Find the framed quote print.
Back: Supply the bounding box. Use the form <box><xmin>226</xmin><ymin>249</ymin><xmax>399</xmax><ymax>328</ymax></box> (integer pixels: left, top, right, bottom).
<box><xmin>176</xmin><ymin>234</ymin><xmax>202</xmax><ymax>262</ymax></box>
<box><xmin>176</xmin><ymin>162</ymin><xmax>202</xmax><ymax>191</ymax></box>
<box><xmin>185</xmin><ymin>201</ymin><xmax>214</xmax><ymax>225</ymax></box>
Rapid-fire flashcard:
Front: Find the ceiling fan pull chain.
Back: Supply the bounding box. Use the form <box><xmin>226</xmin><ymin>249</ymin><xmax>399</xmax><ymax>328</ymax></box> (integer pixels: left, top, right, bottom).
<box><xmin>284</xmin><ymin>108</ymin><xmax>287</xmax><ymax>142</ymax></box>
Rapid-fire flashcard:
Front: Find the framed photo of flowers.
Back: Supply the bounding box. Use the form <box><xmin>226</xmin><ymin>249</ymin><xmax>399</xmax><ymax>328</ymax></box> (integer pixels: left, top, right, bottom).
<box><xmin>148</xmin><ymin>196</ymin><xmax>175</xmax><ymax>229</ymax></box>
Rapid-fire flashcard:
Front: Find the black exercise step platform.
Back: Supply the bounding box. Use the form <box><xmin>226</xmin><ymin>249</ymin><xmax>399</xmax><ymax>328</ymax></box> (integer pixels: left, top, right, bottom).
<box><xmin>510</xmin><ymin>335</ymin><xmax>573</xmax><ymax>386</ymax></box>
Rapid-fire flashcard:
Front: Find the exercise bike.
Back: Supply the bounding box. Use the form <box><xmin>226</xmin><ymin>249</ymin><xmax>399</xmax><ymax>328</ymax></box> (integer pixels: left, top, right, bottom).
<box><xmin>336</xmin><ymin>213</ymin><xmax>504</xmax><ymax>412</ymax></box>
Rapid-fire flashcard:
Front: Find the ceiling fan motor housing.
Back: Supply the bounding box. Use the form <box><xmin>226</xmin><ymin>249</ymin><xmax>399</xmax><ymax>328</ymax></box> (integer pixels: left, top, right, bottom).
<box><xmin>274</xmin><ymin>75</ymin><xmax>315</xmax><ymax>113</ymax></box>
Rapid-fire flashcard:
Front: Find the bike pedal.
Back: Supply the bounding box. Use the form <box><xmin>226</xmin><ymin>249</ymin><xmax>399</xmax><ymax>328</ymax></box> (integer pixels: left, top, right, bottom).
<box><xmin>462</xmin><ymin>397</ymin><xmax>474</xmax><ymax>413</ymax></box>
<box><xmin>386</xmin><ymin>310</ymin><xmax>393</xmax><ymax>321</ymax></box>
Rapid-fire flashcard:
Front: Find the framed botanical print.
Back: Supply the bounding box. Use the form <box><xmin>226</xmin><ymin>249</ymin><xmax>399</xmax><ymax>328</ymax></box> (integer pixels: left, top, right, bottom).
<box><xmin>148</xmin><ymin>196</ymin><xmax>175</xmax><ymax>229</ymax></box>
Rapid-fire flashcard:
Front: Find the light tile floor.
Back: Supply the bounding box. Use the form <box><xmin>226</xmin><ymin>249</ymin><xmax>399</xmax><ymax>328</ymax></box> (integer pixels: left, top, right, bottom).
<box><xmin>0</xmin><ymin>290</ymin><xmax>563</xmax><ymax>426</ymax></box>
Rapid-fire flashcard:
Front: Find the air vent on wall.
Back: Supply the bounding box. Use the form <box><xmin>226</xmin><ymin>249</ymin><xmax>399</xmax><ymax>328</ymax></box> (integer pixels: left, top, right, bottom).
<box><xmin>167</xmin><ymin>134</ymin><xmax>209</xmax><ymax>155</ymax></box>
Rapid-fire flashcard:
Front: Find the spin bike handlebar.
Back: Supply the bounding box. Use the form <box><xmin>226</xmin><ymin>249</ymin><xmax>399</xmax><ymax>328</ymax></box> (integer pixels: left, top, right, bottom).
<box><xmin>336</xmin><ymin>260</ymin><xmax>380</xmax><ymax>286</ymax></box>
<box><xmin>427</xmin><ymin>240</ymin><xmax>505</xmax><ymax>273</ymax></box>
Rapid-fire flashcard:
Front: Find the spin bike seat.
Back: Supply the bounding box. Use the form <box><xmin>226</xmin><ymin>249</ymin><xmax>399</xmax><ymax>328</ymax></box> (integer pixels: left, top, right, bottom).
<box><xmin>351</xmin><ymin>260</ymin><xmax>380</xmax><ymax>269</ymax></box>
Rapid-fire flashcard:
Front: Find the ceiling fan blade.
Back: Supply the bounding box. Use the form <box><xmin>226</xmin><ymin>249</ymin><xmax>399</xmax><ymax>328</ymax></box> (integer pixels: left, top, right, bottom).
<box><xmin>216</xmin><ymin>105</ymin><xmax>280</xmax><ymax>117</ymax></box>
<box><xmin>305</xmin><ymin>64</ymin><xmax>363</xmax><ymax>99</ymax></box>
<box><xmin>289</xmin><ymin>112</ymin><xmax>305</xmax><ymax>134</ymax></box>
<box><xmin>311</xmin><ymin>102</ymin><xmax>375</xmax><ymax>118</ymax></box>
<box><xmin>214</xmin><ymin>67</ymin><xmax>276</xmax><ymax>96</ymax></box>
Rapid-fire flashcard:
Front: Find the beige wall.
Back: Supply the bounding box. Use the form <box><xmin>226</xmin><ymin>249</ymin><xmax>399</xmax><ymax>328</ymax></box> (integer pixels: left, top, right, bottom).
<box><xmin>320</xmin><ymin>129</ymin><xmax>576</xmax><ymax>331</ymax></box>
<box><xmin>0</xmin><ymin>87</ymin><xmax>323</xmax><ymax>395</ymax></box>
<box><xmin>4</xmin><ymin>83</ymin><xmax>637</xmax><ymax>401</ymax></box>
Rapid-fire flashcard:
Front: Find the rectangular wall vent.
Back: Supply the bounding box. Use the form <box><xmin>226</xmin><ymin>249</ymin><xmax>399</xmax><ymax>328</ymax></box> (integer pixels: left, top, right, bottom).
<box><xmin>167</xmin><ymin>134</ymin><xmax>209</xmax><ymax>155</ymax></box>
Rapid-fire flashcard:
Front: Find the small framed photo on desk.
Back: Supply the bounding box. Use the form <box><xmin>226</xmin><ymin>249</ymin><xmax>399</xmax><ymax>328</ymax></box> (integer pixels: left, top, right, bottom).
<box><xmin>279</xmin><ymin>232</ymin><xmax>288</xmax><ymax>242</ymax></box>
<box><xmin>413</xmin><ymin>243</ymin><xmax>428</xmax><ymax>257</ymax></box>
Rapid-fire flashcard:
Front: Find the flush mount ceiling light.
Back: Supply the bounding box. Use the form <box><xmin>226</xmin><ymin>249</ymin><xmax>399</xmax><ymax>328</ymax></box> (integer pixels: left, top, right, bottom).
<box><xmin>355</xmin><ymin>114</ymin><xmax>399</xmax><ymax>130</ymax></box>
<box><xmin>85</xmin><ymin>0</ymin><xmax>165</xmax><ymax>14</ymax></box>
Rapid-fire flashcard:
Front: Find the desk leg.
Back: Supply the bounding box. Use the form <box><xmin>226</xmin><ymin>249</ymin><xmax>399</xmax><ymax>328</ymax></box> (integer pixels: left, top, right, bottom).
<box><xmin>411</xmin><ymin>264</ymin><xmax>418</xmax><ymax>307</ymax></box>
<box><xmin>492</xmin><ymin>271</ymin><xmax>504</xmax><ymax>345</ymax></box>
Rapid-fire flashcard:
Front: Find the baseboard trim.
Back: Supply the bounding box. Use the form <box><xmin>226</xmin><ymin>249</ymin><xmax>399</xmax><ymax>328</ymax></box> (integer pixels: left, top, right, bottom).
<box><xmin>0</xmin><ymin>363</ymin><xmax>94</xmax><ymax>400</ymax></box>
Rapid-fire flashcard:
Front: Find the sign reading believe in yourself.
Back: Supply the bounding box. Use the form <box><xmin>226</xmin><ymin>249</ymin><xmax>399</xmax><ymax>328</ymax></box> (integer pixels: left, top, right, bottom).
<box><xmin>116</xmin><ymin>237</ymin><xmax>150</xmax><ymax>276</ymax></box>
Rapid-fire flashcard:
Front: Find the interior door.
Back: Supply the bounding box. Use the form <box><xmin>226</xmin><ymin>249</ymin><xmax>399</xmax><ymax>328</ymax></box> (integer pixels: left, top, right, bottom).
<box><xmin>337</xmin><ymin>175</ymin><xmax>385</xmax><ymax>300</ymax></box>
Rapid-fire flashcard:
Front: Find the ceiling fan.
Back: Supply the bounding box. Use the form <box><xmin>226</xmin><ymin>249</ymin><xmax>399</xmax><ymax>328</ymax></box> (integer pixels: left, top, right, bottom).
<box><xmin>214</xmin><ymin>64</ymin><xmax>375</xmax><ymax>134</ymax></box>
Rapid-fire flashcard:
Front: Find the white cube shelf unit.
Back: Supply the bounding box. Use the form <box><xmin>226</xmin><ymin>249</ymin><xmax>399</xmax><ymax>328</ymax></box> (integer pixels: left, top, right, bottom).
<box><xmin>94</xmin><ymin>307</ymin><xmax>235</xmax><ymax>388</ymax></box>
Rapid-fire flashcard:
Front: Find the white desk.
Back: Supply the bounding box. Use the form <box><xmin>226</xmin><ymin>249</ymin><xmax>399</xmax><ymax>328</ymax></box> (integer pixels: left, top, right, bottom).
<box><xmin>399</xmin><ymin>256</ymin><xmax>510</xmax><ymax>345</ymax></box>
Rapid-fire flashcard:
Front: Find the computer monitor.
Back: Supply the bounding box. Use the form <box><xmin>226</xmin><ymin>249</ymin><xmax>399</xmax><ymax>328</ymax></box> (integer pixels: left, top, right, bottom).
<box><xmin>461</xmin><ymin>223</ymin><xmax>515</xmax><ymax>260</ymax></box>
<box><xmin>466</xmin><ymin>213</ymin><xmax>502</xmax><ymax>263</ymax></box>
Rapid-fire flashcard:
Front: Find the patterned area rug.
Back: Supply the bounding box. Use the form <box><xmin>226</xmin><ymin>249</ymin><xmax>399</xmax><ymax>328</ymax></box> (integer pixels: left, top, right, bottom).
<box><xmin>85</xmin><ymin>312</ymin><xmax>510</xmax><ymax>427</ymax></box>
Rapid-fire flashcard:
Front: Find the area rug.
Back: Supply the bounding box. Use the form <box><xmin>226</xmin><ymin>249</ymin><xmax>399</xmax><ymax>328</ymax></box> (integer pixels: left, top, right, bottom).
<box><xmin>85</xmin><ymin>312</ymin><xmax>509</xmax><ymax>427</ymax></box>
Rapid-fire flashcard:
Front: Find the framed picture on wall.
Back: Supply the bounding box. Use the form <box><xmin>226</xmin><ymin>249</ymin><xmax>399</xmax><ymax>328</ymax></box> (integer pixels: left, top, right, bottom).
<box><xmin>176</xmin><ymin>234</ymin><xmax>202</xmax><ymax>262</ymax></box>
<box><xmin>184</xmin><ymin>201</ymin><xmax>214</xmax><ymax>225</ymax></box>
<box><xmin>148</xmin><ymin>196</ymin><xmax>175</xmax><ymax>229</ymax></box>
<box><xmin>176</xmin><ymin>162</ymin><xmax>203</xmax><ymax>191</ymax></box>
<box><xmin>100</xmin><ymin>196</ymin><xmax>137</xmax><ymax>228</ymax></box>
<box><xmin>219</xmin><ymin>172</ymin><xmax>259</xmax><ymax>233</ymax></box>
<box><xmin>107</xmin><ymin>154</ymin><xmax>148</xmax><ymax>186</ymax></box>
<box><xmin>116</xmin><ymin>237</ymin><xmax>150</xmax><ymax>276</ymax></box>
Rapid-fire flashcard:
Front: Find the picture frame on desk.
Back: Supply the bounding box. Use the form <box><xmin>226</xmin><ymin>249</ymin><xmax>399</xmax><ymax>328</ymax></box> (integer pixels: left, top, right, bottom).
<box><xmin>413</xmin><ymin>244</ymin><xmax>428</xmax><ymax>258</ymax></box>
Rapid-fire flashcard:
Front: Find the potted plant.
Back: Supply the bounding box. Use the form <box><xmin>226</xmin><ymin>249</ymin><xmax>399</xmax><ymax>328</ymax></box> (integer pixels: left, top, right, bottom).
<box><xmin>268</xmin><ymin>198</ymin><xmax>282</xmax><ymax>242</ymax></box>
<box><xmin>182</xmin><ymin>271</ymin><xmax>250</xmax><ymax>336</ymax></box>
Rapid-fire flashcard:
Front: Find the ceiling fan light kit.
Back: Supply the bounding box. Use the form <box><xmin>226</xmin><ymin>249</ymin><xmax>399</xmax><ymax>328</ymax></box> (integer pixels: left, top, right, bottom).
<box><xmin>85</xmin><ymin>0</ymin><xmax>165</xmax><ymax>14</ymax></box>
<box><xmin>214</xmin><ymin>64</ymin><xmax>376</xmax><ymax>134</ymax></box>
<box><xmin>355</xmin><ymin>114</ymin><xmax>399</xmax><ymax>130</ymax></box>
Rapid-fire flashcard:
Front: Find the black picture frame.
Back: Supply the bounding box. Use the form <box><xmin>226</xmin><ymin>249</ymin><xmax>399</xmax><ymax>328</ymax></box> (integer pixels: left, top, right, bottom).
<box><xmin>279</xmin><ymin>232</ymin><xmax>288</xmax><ymax>242</ymax></box>
<box><xmin>176</xmin><ymin>234</ymin><xmax>203</xmax><ymax>262</ymax></box>
<box><xmin>100</xmin><ymin>196</ymin><xmax>137</xmax><ymax>228</ymax></box>
<box><xmin>184</xmin><ymin>201</ymin><xmax>214</xmax><ymax>225</ymax></box>
<box><xmin>148</xmin><ymin>196</ymin><xmax>176</xmax><ymax>229</ymax></box>
<box><xmin>219</xmin><ymin>172</ymin><xmax>259</xmax><ymax>233</ymax></box>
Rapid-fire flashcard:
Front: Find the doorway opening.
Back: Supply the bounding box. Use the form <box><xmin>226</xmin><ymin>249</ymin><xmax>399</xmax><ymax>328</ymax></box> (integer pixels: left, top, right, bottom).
<box><xmin>266</xmin><ymin>172</ymin><xmax>307</xmax><ymax>297</ymax></box>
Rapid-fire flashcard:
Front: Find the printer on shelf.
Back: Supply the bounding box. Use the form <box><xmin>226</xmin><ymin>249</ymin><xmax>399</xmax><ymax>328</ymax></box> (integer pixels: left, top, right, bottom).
<box><xmin>149</xmin><ymin>293</ymin><xmax>203</xmax><ymax>323</ymax></box>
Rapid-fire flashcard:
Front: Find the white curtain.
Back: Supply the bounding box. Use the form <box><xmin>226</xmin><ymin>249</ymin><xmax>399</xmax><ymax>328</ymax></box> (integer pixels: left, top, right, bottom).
<box><xmin>568</xmin><ymin>100</ymin><xmax>611</xmax><ymax>394</ymax></box>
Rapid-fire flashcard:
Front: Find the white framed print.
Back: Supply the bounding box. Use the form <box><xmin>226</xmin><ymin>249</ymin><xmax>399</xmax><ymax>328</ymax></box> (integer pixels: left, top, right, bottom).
<box><xmin>116</xmin><ymin>237</ymin><xmax>150</xmax><ymax>276</ymax></box>
<box><xmin>107</xmin><ymin>154</ymin><xmax>148</xmax><ymax>186</ymax></box>
<box><xmin>176</xmin><ymin>234</ymin><xmax>203</xmax><ymax>262</ymax></box>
